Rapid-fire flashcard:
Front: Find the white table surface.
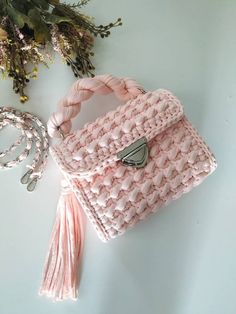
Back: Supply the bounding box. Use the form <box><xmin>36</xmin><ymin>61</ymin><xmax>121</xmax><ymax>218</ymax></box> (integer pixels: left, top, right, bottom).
<box><xmin>0</xmin><ymin>1</ymin><xmax>236</xmax><ymax>313</ymax></box>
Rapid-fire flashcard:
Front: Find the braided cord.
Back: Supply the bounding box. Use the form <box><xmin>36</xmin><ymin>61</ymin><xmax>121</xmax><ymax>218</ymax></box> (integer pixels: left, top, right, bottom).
<box><xmin>0</xmin><ymin>133</ymin><xmax>24</xmax><ymax>158</ymax></box>
<box><xmin>0</xmin><ymin>107</ymin><xmax>49</xmax><ymax>191</ymax></box>
<box><xmin>47</xmin><ymin>75</ymin><xmax>144</xmax><ymax>138</ymax></box>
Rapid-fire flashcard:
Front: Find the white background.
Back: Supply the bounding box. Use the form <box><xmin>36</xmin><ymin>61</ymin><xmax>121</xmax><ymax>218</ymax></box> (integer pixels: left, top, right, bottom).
<box><xmin>0</xmin><ymin>1</ymin><xmax>236</xmax><ymax>313</ymax></box>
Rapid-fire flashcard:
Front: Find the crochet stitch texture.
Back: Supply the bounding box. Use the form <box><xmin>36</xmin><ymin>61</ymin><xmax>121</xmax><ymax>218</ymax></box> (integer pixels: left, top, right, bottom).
<box><xmin>48</xmin><ymin>75</ymin><xmax>217</xmax><ymax>241</ymax></box>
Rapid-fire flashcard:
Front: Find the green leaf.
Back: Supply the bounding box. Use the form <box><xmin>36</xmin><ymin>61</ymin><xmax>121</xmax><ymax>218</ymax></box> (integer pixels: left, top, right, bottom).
<box><xmin>11</xmin><ymin>1</ymin><xmax>32</xmax><ymax>14</ymax></box>
<box><xmin>6</xmin><ymin>5</ymin><xmax>34</xmax><ymax>29</ymax></box>
<box><xmin>48</xmin><ymin>0</ymin><xmax>60</xmax><ymax>5</ymax></box>
<box><xmin>31</xmin><ymin>0</ymin><xmax>49</xmax><ymax>11</ymax></box>
<box><xmin>28</xmin><ymin>8</ymin><xmax>49</xmax><ymax>43</ymax></box>
<box><xmin>7</xmin><ymin>6</ymin><xmax>27</xmax><ymax>28</ymax></box>
<box><xmin>44</xmin><ymin>13</ymin><xmax>72</xmax><ymax>24</ymax></box>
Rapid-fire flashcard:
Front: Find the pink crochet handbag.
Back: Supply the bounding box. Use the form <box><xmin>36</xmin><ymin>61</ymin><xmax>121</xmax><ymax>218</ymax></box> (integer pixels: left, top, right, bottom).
<box><xmin>40</xmin><ymin>75</ymin><xmax>217</xmax><ymax>300</ymax></box>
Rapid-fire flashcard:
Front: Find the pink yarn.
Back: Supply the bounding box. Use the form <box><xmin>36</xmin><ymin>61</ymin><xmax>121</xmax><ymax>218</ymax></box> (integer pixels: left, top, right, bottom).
<box><xmin>39</xmin><ymin>180</ymin><xmax>85</xmax><ymax>300</ymax></box>
<box><xmin>47</xmin><ymin>75</ymin><xmax>143</xmax><ymax>138</ymax></box>
<box><xmin>42</xmin><ymin>75</ymin><xmax>217</xmax><ymax>301</ymax></box>
<box><xmin>47</xmin><ymin>76</ymin><xmax>216</xmax><ymax>242</ymax></box>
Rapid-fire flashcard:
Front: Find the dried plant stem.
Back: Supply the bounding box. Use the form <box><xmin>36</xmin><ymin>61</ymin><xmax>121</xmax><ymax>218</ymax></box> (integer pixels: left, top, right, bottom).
<box><xmin>0</xmin><ymin>0</ymin><xmax>122</xmax><ymax>103</ymax></box>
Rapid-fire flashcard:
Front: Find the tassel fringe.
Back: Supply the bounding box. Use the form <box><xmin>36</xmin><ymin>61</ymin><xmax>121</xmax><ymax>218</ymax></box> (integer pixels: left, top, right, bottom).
<box><xmin>39</xmin><ymin>182</ymin><xmax>84</xmax><ymax>301</ymax></box>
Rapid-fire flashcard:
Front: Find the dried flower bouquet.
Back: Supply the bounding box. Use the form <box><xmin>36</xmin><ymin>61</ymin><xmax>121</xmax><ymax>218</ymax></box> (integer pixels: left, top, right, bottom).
<box><xmin>0</xmin><ymin>0</ymin><xmax>122</xmax><ymax>102</ymax></box>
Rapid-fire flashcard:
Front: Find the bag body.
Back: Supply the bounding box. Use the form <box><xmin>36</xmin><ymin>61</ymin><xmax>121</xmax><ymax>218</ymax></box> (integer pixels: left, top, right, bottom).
<box><xmin>40</xmin><ymin>75</ymin><xmax>217</xmax><ymax>300</ymax></box>
<box><xmin>50</xmin><ymin>80</ymin><xmax>216</xmax><ymax>242</ymax></box>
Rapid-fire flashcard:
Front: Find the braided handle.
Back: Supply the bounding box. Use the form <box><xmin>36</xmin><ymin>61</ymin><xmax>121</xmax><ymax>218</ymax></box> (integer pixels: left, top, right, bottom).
<box><xmin>47</xmin><ymin>74</ymin><xmax>144</xmax><ymax>138</ymax></box>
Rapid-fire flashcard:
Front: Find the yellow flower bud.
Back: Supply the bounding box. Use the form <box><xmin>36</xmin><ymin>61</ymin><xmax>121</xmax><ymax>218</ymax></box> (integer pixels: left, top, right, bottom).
<box><xmin>0</xmin><ymin>28</ymin><xmax>8</xmax><ymax>40</ymax></box>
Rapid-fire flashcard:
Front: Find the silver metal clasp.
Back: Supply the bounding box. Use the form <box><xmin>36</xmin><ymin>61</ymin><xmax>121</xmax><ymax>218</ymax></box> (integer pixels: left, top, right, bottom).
<box><xmin>117</xmin><ymin>137</ymin><xmax>149</xmax><ymax>168</ymax></box>
<box><xmin>20</xmin><ymin>169</ymin><xmax>38</xmax><ymax>192</ymax></box>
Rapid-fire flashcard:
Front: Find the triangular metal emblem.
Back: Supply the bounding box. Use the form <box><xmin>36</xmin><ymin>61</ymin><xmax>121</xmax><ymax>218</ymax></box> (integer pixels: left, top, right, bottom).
<box><xmin>117</xmin><ymin>137</ymin><xmax>149</xmax><ymax>168</ymax></box>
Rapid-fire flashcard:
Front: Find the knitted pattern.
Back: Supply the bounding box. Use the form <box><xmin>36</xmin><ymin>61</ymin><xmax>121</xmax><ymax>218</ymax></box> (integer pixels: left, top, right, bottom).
<box><xmin>49</xmin><ymin>75</ymin><xmax>217</xmax><ymax>241</ymax></box>
<box><xmin>51</xmin><ymin>89</ymin><xmax>183</xmax><ymax>176</ymax></box>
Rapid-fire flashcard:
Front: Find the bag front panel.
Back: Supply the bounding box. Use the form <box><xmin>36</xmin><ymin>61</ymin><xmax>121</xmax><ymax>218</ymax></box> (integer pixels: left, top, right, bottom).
<box><xmin>51</xmin><ymin>90</ymin><xmax>183</xmax><ymax>177</ymax></box>
<box><xmin>67</xmin><ymin>117</ymin><xmax>216</xmax><ymax>241</ymax></box>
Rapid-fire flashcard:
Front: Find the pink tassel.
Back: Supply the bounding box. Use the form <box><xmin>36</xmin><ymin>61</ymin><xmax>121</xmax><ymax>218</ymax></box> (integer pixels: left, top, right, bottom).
<box><xmin>39</xmin><ymin>181</ymin><xmax>85</xmax><ymax>301</ymax></box>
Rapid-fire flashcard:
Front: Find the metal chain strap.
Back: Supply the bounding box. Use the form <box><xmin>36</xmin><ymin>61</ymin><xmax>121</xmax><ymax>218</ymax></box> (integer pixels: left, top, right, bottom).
<box><xmin>0</xmin><ymin>107</ymin><xmax>49</xmax><ymax>191</ymax></box>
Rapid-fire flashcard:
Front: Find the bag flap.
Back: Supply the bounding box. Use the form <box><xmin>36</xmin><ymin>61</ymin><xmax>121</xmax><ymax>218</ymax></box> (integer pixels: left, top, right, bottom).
<box><xmin>50</xmin><ymin>89</ymin><xmax>184</xmax><ymax>177</ymax></box>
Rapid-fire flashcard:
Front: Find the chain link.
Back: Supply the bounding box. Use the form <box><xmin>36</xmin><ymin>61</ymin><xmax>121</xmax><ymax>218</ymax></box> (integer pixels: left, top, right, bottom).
<box><xmin>0</xmin><ymin>107</ymin><xmax>49</xmax><ymax>191</ymax></box>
